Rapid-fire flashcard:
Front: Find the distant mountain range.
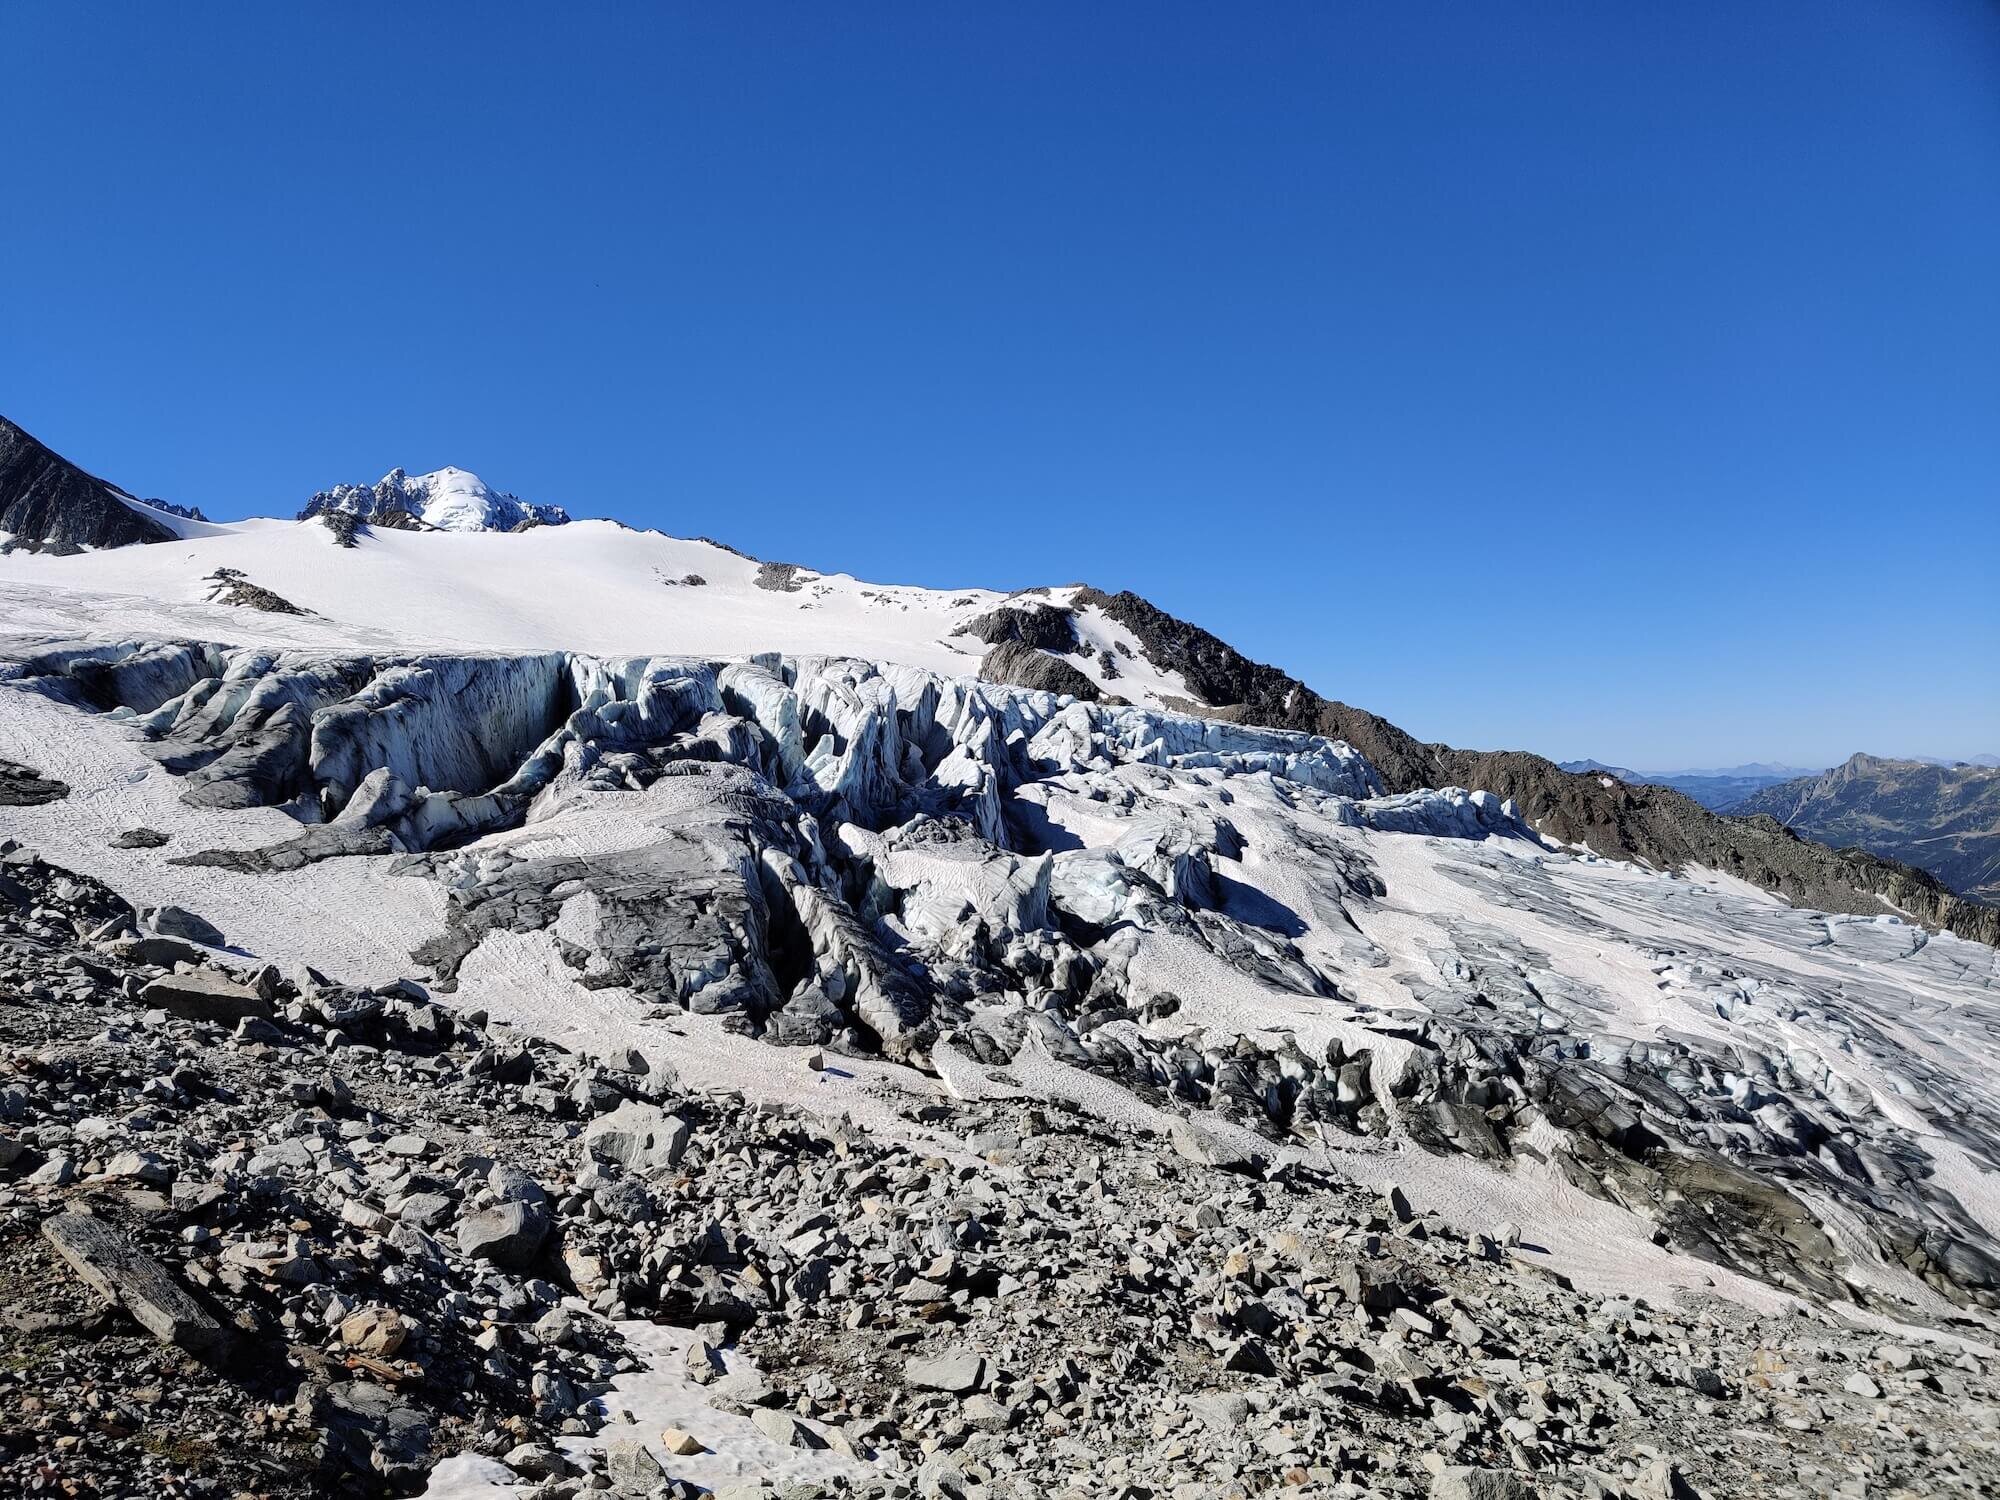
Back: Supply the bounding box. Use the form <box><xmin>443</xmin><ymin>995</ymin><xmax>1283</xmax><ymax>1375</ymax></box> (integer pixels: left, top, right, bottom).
<box><xmin>1734</xmin><ymin>754</ymin><xmax>2000</xmax><ymax>905</ymax></box>
<box><xmin>1557</xmin><ymin>760</ymin><xmax>1815</xmax><ymax>811</ymax></box>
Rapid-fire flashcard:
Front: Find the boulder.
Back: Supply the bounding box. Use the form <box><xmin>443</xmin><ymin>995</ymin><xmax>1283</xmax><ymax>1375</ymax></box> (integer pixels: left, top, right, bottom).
<box><xmin>140</xmin><ymin>904</ymin><xmax>226</xmax><ymax>946</ymax></box>
<box><xmin>582</xmin><ymin>1100</ymin><xmax>691</xmax><ymax>1175</ymax></box>
<box><xmin>904</xmin><ymin>1350</ymin><xmax>987</xmax><ymax>1394</ymax></box>
<box><xmin>1430</xmin><ymin>1467</ymin><xmax>1537</xmax><ymax>1500</ymax></box>
<box><xmin>297</xmin><ymin>1380</ymin><xmax>431</xmax><ymax>1487</ymax></box>
<box><xmin>456</xmin><ymin>1199</ymin><xmax>549</xmax><ymax>1269</ymax></box>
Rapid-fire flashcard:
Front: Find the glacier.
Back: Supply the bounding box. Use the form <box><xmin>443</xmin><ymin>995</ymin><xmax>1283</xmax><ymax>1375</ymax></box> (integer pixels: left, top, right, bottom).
<box><xmin>6</xmin><ymin>633</ymin><xmax>2000</xmax><ymax>1324</ymax></box>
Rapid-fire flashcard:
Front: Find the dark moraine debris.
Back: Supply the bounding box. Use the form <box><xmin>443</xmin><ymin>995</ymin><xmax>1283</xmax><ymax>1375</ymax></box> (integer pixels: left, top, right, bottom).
<box><xmin>202</xmin><ymin>567</ymin><xmax>311</xmax><ymax>614</ymax></box>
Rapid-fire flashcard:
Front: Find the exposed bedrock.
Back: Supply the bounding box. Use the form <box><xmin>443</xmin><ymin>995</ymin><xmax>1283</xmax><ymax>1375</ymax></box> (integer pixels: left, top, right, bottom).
<box><xmin>978</xmin><ymin>638</ymin><xmax>1101</xmax><ymax>701</ymax></box>
<box><xmin>14</xmin><ymin>637</ymin><xmax>2000</xmax><ymax>1310</ymax></box>
<box><xmin>953</xmin><ymin>602</ymin><xmax>1081</xmax><ymax>654</ymax></box>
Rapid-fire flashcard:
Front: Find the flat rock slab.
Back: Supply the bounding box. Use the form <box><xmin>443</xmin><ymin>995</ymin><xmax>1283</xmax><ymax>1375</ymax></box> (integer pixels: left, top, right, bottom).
<box><xmin>102</xmin><ymin>934</ymin><xmax>209</xmax><ymax>969</ymax></box>
<box><xmin>140</xmin><ymin>903</ymin><xmax>226</xmax><ymax>946</ymax></box>
<box><xmin>41</xmin><ymin>1211</ymin><xmax>228</xmax><ymax>1355</ymax></box>
<box><xmin>139</xmin><ymin>970</ymin><xmax>274</xmax><ymax>1023</ymax></box>
<box><xmin>1169</xmin><ymin>1116</ymin><xmax>1253</xmax><ymax>1170</ymax></box>
<box><xmin>904</xmin><ymin>1350</ymin><xmax>987</xmax><ymax>1394</ymax></box>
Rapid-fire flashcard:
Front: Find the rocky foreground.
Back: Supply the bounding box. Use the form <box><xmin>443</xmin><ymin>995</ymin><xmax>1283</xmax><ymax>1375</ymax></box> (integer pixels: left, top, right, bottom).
<box><xmin>3</xmin><ymin>841</ymin><xmax>1997</xmax><ymax>1500</ymax></box>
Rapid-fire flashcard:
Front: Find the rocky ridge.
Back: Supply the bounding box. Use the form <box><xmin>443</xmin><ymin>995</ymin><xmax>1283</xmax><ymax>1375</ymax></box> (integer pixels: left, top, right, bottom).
<box><xmin>0</xmin><ymin>417</ymin><xmax>178</xmax><ymax>554</ymax></box>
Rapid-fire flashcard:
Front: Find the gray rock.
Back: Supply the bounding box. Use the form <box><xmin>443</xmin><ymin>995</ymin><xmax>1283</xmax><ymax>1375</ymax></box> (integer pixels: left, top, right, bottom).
<box><xmin>0</xmin><ymin>759</ymin><xmax>70</xmax><ymax>806</ymax></box>
<box><xmin>686</xmin><ymin>1336</ymin><xmax>724</xmax><ymax>1385</ymax></box>
<box><xmin>101</xmin><ymin>933</ymin><xmax>208</xmax><ymax>968</ymax></box>
<box><xmin>297</xmin><ymin>1380</ymin><xmax>431</xmax><ymax>1486</ymax></box>
<box><xmin>1189</xmin><ymin>1391</ymin><xmax>1253</xmax><ymax>1430</ymax></box>
<box><xmin>140</xmin><ymin>903</ymin><xmax>226</xmax><ymax>946</ymax></box>
<box><xmin>904</xmin><ymin>1349</ymin><xmax>987</xmax><ymax>1394</ymax></box>
<box><xmin>1168</xmin><ymin>1116</ymin><xmax>1251</xmax><ymax>1170</ymax></box>
<box><xmin>396</xmin><ymin>1192</ymin><xmax>457</xmax><ymax>1230</ymax></box>
<box><xmin>1430</xmin><ymin>1466</ymin><xmax>1536</xmax><ymax>1500</ymax></box>
<box><xmin>138</xmin><ymin>969</ymin><xmax>273</xmax><ymax>1023</ymax></box>
<box><xmin>456</xmin><ymin>1199</ymin><xmax>549</xmax><ymax>1269</ymax></box>
<box><xmin>751</xmin><ymin>1406</ymin><xmax>826</xmax><ymax>1448</ymax></box>
<box><xmin>489</xmin><ymin>1162</ymin><xmax>549</xmax><ymax>1205</ymax></box>
<box><xmin>582</xmin><ymin>1100</ymin><xmax>691</xmax><ymax>1174</ymax></box>
<box><xmin>100</xmin><ymin>1150</ymin><xmax>173</xmax><ymax>1187</ymax></box>
<box><xmin>605</xmin><ymin>1437</ymin><xmax>666</xmax><ymax>1494</ymax></box>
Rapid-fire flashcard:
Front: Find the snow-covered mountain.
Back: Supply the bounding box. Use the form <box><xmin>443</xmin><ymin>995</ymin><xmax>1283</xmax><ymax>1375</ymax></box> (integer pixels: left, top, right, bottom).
<box><xmin>4</xmin><ymin>421</ymin><xmax>2000</xmax><ymax>1495</ymax></box>
<box><xmin>298</xmin><ymin>466</ymin><xmax>572</xmax><ymax>533</ymax></box>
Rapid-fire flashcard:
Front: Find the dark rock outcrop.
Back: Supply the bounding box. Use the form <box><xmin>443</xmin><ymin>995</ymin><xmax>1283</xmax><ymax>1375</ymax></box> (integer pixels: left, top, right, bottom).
<box><xmin>978</xmin><ymin>639</ymin><xmax>1101</xmax><ymax>701</ymax></box>
<box><xmin>0</xmin><ymin>759</ymin><xmax>70</xmax><ymax>806</ymax></box>
<box><xmin>955</xmin><ymin>604</ymin><xmax>1080</xmax><ymax>654</ymax></box>
<box><xmin>201</xmin><ymin>568</ymin><xmax>310</xmax><ymax>615</ymax></box>
<box><xmin>0</xmin><ymin>414</ymin><xmax>177</xmax><ymax>550</ymax></box>
<box><xmin>755</xmin><ymin>561</ymin><xmax>808</xmax><ymax>593</ymax></box>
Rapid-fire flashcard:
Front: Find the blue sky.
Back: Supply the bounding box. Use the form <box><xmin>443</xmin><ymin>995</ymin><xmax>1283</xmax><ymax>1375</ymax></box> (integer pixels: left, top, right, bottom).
<box><xmin>4</xmin><ymin>3</ymin><xmax>1996</xmax><ymax>769</ymax></box>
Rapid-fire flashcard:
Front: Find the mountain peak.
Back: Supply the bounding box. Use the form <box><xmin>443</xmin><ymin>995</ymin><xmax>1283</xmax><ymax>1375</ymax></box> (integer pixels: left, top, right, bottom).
<box><xmin>298</xmin><ymin>465</ymin><xmax>571</xmax><ymax>533</ymax></box>
<box><xmin>0</xmin><ymin>413</ymin><xmax>180</xmax><ymax>552</ymax></box>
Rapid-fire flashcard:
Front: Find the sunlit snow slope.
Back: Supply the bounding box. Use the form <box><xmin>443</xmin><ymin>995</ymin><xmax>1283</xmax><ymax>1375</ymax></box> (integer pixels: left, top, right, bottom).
<box><xmin>0</xmin><ymin>517</ymin><xmax>1181</xmax><ymax>704</ymax></box>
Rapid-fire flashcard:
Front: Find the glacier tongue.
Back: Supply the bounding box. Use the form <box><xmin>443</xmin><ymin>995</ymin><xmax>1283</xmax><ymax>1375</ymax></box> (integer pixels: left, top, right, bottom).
<box><xmin>8</xmin><ymin>637</ymin><xmax>2000</xmax><ymax>1314</ymax></box>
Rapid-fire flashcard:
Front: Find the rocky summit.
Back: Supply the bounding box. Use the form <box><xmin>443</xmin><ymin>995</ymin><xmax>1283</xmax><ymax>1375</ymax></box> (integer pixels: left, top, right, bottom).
<box><xmin>0</xmin><ymin>421</ymin><xmax>1997</xmax><ymax>1500</ymax></box>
